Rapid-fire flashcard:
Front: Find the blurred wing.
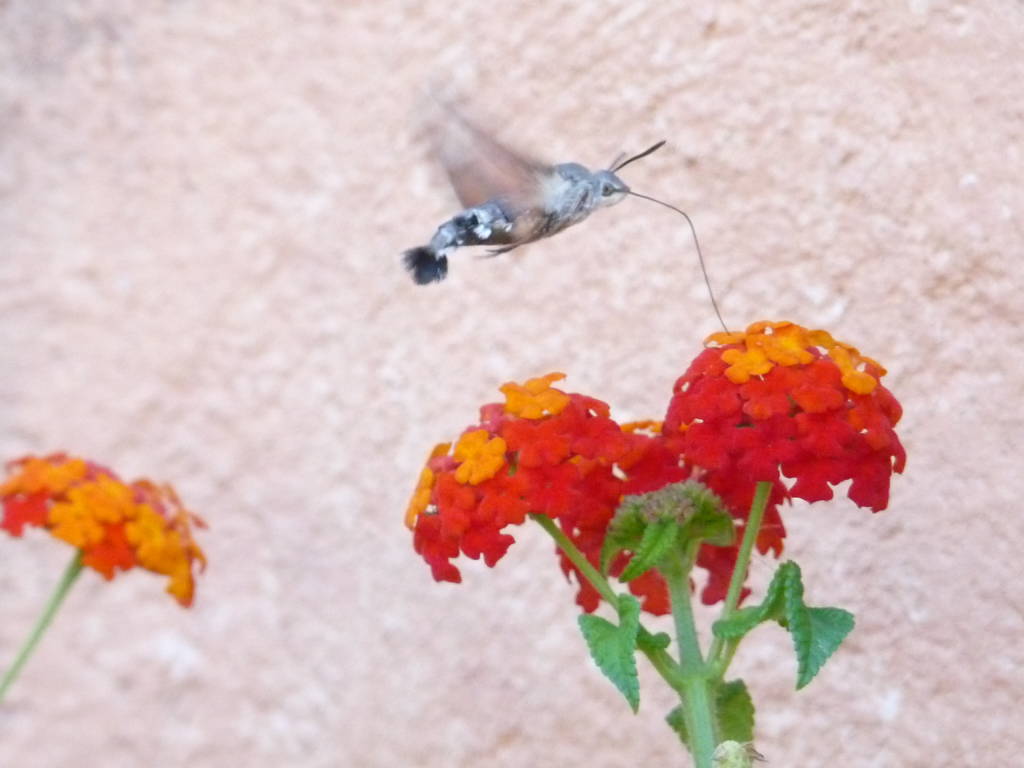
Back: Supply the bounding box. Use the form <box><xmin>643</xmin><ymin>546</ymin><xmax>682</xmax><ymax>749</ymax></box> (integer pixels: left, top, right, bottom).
<box><xmin>432</xmin><ymin>103</ymin><xmax>549</xmax><ymax>212</ymax></box>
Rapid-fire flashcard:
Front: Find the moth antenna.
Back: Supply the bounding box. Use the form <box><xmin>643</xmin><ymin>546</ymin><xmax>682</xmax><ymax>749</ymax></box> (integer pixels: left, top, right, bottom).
<box><xmin>628</xmin><ymin>191</ymin><xmax>729</xmax><ymax>333</ymax></box>
<box><xmin>611</xmin><ymin>140</ymin><xmax>667</xmax><ymax>172</ymax></box>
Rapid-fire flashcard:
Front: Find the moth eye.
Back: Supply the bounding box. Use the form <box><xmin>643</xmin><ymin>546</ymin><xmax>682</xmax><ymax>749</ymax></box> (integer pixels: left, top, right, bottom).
<box><xmin>602</xmin><ymin>184</ymin><xmax>615</xmax><ymax>197</ymax></box>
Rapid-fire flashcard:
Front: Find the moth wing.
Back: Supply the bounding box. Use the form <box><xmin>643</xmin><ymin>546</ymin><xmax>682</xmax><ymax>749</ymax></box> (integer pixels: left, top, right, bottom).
<box><xmin>432</xmin><ymin>103</ymin><xmax>550</xmax><ymax>213</ymax></box>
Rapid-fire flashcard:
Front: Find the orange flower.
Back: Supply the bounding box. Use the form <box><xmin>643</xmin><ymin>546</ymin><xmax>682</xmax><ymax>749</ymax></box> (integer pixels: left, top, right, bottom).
<box><xmin>708</xmin><ymin>320</ymin><xmax>885</xmax><ymax>394</ymax></box>
<box><xmin>49</xmin><ymin>475</ymin><xmax>137</xmax><ymax>548</ymax></box>
<box><xmin>500</xmin><ymin>372</ymin><xmax>571</xmax><ymax>419</ymax></box>
<box><xmin>621</xmin><ymin>421</ymin><xmax>663</xmax><ymax>434</ymax></box>
<box><xmin>0</xmin><ymin>455</ymin><xmax>88</xmax><ymax>498</ymax></box>
<box><xmin>453</xmin><ymin>430</ymin><xmax>507</xmax><ymax>485</ymax></box>
<box><xmin>1</xmin><ymin>454</ymin><xmax>207</xmax><ymax>607</ymax></box>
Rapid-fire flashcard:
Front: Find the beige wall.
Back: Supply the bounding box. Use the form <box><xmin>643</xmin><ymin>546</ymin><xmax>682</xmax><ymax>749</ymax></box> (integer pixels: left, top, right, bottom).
<box><xmin>2</xmin><ymin>1</ymin><xmax>1022</xmax><ymax>765</ymax></box>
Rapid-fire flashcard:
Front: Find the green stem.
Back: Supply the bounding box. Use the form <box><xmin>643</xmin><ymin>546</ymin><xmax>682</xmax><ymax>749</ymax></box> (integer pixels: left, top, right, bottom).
<box><xmin>665</xmin><ymin>540</ymin><xmax>704</xmax><ymax>669</ymax></box>
<box><xmin>717</xmin><ymin>637</ymin><xmax>742</xmax><ymax>676</ymax></box>
<box><xmin>680</xmin><ymin>676</ymin><xmax>717</xmax><ymax>768</ymax></box>
<box><xmin>530</xmin><ymin>513</ymin><xmax>683</xmax><ymax>688</ymax></box>
<box><xmin>664</xmin><ymin>540</ymin><xmax>717</xmax><ymax>768</ymax></box>
<box><xmin>707</xmin><ymin>480</ymin><xmax>772</xmax><ymax>669</ymax></box>
<box><xmin>0</xmin><ymin>550</ymin><xmax>84</xmax><ymax>702</ymax></box>
<box><xmin>530</xmin><ymin>513</ymin><xmax>618</xmax><ymax>605</ymax></box>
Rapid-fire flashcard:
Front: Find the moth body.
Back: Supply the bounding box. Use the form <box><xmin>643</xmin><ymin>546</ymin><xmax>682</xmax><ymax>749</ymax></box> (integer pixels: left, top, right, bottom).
<box><xmin>403</xmin><ymin>159</ymin><xmax>631</xmax><ymax>285</ymax></box>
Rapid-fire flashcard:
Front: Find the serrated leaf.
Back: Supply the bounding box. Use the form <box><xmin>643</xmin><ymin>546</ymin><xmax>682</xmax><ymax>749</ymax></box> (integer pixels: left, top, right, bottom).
<box><xmin>771</xmin><ymin>563</ymin><xmax>854</xmax><ymax>689</ymax></box>
<box><xmin>712</xmin><ymin>606</ymin><xmax>763</xmax><ymax>639</ymax></box>
<box><xmin>680</xmin><ymin>506</ymin><xmax>735</xmax><ymax>547</ymax></box>
<box><xmin>665</xmin><ymin>704</ymin><xmax>689</xmax><ymax>748</ymax></box>
<box><xmin>762</xmin><ymin>561</ymin><xmax>799</xmax><ymax>623</ymax></box>
<box><xmin>712</xmin><ymin>561</ymin><xmax>797</xmax><ymax>640</ymax></box>
<box><xmin>600</xmin><ymin>502</ymin><xmax>646</xmax><ymax>573</ymax></box>
<box><xmin>794</xmin><ymin>607</ymin><xmax>855</xmax><ymax>689</ymax></box>
<box><xmin>716</xmin><ymin>679</ymin><xmax>755</xmax><ymax>743</ymax></box>
<box><xmin>665</xmin><ymin>680</ymin><xmax>755</xmax><ymax>749</ymax></box>
<box><xmin>709</xmin><ymin>561</ymin><xmax>855</xmax><ymax>689</ymax></box>
<box><xmin>779</xmin><ymin>561</ymin><xmax>806</xmax><ymax>627</ymax></box>
<box><xmin>619</xmin><ymin>518</ymin><xmax>679</xmax><ymax>582</ymax></box>
<box><xmin>578</xmin><ymin>594</ymin><xmax>642</xmax><ymax>712</ymax></box>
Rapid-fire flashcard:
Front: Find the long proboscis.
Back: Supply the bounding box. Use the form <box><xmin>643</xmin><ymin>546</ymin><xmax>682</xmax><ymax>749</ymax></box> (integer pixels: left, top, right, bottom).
<box><xmin>628</xmin><ymin>191</ymin><xmax>730</xmax><ymax>333</ymax></box>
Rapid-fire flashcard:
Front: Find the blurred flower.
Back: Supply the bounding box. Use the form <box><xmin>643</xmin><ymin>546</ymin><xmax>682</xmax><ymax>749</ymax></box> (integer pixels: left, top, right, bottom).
<box><xmin>662</xmin><ymin>321</ymin><xmax>906</xmax><ymax>600</ymax></box>
<box><xmin>1</xmin><ymin>454</ymin><xmax>207</xmax><ymax>606</ymax></box>
<box><xmin>407</xmin><ymin>375</ymin><xmax>687</xmax><ymax>615</ymax></box>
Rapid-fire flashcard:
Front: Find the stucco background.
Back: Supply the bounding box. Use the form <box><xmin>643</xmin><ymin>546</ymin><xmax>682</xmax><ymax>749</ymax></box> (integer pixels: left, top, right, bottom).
<box><xmin>1</xmin><ymin>1</ymin><xmax>1022</xmax><ymax>766</ymax></box>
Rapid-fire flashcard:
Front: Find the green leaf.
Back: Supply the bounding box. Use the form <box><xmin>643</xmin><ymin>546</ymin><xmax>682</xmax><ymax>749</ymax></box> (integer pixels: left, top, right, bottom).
<box><xmin>716</xmin><ymin>679</ymin><xmax>755</xmax><ymax>743</ymax></box>
<box><xmin>619</xmin><ymin>518</ymin><xmax>678</xmax><ymax>582</ymax></box>
<box><xmin>712</xmin><ymin>606</ymin><xmax>763</xmax><ymax>639</ymax></box>
<box><xmin>711</xmin><ymin>561</ymin><xmax>797</xmax><ymax>640</ymax></box>
<box><xmin>665</xmin><ymin>704</ymin><xmax>689</xmax><ymax>748</ymax></box>
<box><xmin>710</xmin><ymin>561</ymin><xmax>855</xmax><ymax>689</ymax></box>
<box><xmin>761</xmin><ymin>560</ymin><xmax>798</xmax><ymax>623</ymax></box>
<box><xmin>794</xmin><ymin>607</ymin><xmax>855</xmax><ymax>689</ymax></box>
<box><xmin>637</xmin><ymin>630</ymin><xmax>671</xmax><ymax>652</ymax></box>
<box><xmin>602</xmin><ymin>482</ymin><xmax>736</xmax><ymax>575</ymax></box>
<box><xmin>600</xmin><ymin>501</ymin><xmax>646</xmax><ymax>573</ymax></box>
<box><xmin>680</xmin><ymin>505</ymin><xmax>735</xmax><ymax>547</ymax></box>
<box><xmin>677</xmin><ymin>482</ymin><xmax>736</xmax><ymax>547</ymax></box>
<box><xmin>577</xmin><ymin>594</ymin><xmax>642</xmax><ymax>712</ymax></box>
<box><xmin>665</xmin><ymin>679</ymin><xmax>755</xmax><ymax>749</ymax></box>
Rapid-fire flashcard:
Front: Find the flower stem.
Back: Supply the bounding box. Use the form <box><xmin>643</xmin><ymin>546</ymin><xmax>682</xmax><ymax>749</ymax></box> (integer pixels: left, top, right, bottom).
<box><xmin>680</xmin><ymin>675</ymin><xmax>717</xmax><ymax>768</ymax></box>
<box><xmin>707</xmin><ymin>480</ymin><xmax>772</xmax><ymax>669</ymax></box>
<box><xmin>665</xmin><ymin>539</ymin><xmax>704</xmax><ymax>669</ymax></box>
<box><xmin>664</xmin><ymin>540</ymin><xmax>717</xmax><ymax>768</ymax></box>
<box><xmin>0</xmin><ymin>550</ymin><xmax>84</xmax><ymax>702</ymax></box>
<box><xmin>530</xmin><ymin>513</ymin><xmax>617</xmax><ymax>604</ymax></box>
<box><xmin>530</xmin><ymin>513</ymin><xmax>683</xmax><ymax>688</ymax></box>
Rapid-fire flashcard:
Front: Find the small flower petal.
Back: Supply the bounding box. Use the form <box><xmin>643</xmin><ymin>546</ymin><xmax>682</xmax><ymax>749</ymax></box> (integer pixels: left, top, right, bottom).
<box><xmin>500</xmin><ymin>373</ymin><xmax>571</xmax><ymax>419</ymax></box>
<box><xmin>453</xmin><ymin>430</ymin><xmax>507</xmax><ymax>485</ymax></box>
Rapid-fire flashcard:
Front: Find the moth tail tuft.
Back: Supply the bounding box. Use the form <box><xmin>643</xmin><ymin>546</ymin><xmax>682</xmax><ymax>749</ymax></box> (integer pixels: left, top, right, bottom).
<box><xmin>403</xmin><ymin>246</ymin><xmax>449</xmax><ymax>285</ymax></box>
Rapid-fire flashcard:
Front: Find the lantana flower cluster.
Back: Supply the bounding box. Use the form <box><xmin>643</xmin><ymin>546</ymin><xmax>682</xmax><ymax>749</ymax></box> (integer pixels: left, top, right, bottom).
<box><xmin>666</xmin><ymin>321</ymin><xmax>905</xmax><ymax>523</ymax></box>
<box><xmin>408</xmin><ymin>321</ymin><xmax>905</xmax><ymax>612</ymax></box>
<box><xmin>406</xmin><ymin>373</ymin><xmax>687</xmax><ymax>614</ymax></box>
<box><xmin>1</xmin><ymin>454</ymin><xmax>207</xmax><ymax>606</ymax></box>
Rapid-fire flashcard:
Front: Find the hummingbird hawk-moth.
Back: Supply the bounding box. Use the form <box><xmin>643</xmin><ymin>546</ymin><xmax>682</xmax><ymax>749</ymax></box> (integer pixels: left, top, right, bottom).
<box><xmin>401</xmin><ymin>104</ymin><xmax>727</xmax><ymax>330</ymax></box>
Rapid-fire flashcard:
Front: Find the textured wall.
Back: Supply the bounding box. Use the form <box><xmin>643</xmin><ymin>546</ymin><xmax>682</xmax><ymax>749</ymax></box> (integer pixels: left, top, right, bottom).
<box><xmin>2</xmin><ymin>1</ymin><xmax>1022</xmax><ymax>766</ymax></box>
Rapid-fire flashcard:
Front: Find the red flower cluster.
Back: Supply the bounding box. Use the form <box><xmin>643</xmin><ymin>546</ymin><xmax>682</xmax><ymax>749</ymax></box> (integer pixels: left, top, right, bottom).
<box><xmin>407</xmin><ymin>321</ymin><xmax>906</xmax><ymax>610</ymax></box>
<box><xmin>663</xmin><ymin>321</ymin><xmax>906</xmax><ymax>571</ymax></box>
<box><xmin>1</xmin><ymin>454</ymin><xmax>207</xmax><ymax>606</ymax></box>
<box><xmin>406</xmin><ymin>374</ymin><xmax>686</xmax><ymax>615</ymax></box>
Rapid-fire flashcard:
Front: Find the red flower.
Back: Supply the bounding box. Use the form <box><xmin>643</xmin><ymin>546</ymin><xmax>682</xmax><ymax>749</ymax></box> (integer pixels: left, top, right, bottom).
<box><xmin>407</xmin><ymin>323</ymin><xmax>905</xmax><ymax>612</ymax></box>
<box><xmin>406</xmin><ymin>375</ymin><xmax>685</xmax><ymax>615</ymax></box>
<box><xmin>662</xmin><ymin>321</ymin><xmax>906</xmax><ymax>601</ymax></box>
